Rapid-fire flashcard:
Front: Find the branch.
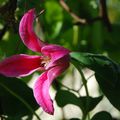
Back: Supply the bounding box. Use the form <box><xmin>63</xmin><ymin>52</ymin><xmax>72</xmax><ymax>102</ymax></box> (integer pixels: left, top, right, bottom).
<box><xmin>59</xmin><ymin>0</ymin><xmax>103</xmax><ymax>25</ymax></box>
<box><xmin>99</xmin><ymin>0</ymin><xmax>112</xmax><ymax>31</ymax></box>
<box><xmin>74</xmin><ymin>17</ymin><xmax>102</xmax><ymax>25</ymax></box>
<box><xmin>59</xmin><ymin>0</ymin><xmax>112</xmax><ymax>31</ymax></box>
<box><xmin>59</xmin><ymin>0</ymin><xmax>86</xmax><ymax>24</ymax></box>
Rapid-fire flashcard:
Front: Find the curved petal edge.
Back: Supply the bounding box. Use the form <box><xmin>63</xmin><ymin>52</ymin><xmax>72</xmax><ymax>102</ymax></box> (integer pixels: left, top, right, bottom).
<box><xmin>0</xmin><ymin>54</ymin><xmax>42</xmax><ymax>77</ymax></box>
<box><xmin>19</xmin><ymin>9</ymin><xmax>45</xmax><ymax>52</ymax></box>
<box><xmin>33</xmin><ymin>65</ymin><xmax>69</xmax><ymax>115</ymax></box>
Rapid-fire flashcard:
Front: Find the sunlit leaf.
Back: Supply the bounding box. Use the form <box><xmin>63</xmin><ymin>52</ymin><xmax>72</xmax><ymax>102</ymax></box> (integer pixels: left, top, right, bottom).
<box><xmin>70</xmin><ymin>52</ymin><xmax>120</xmax><ymax>111</ymax></box>
<box><xmin>70</xmin><ymin>52</ymin><xmax>119</xmax><ymax>87</ymax></box>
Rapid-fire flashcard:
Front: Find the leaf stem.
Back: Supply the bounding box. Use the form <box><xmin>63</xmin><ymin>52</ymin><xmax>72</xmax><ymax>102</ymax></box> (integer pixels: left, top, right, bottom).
<box><xmin>71</xmin><ymin>59</ymin><xmax>90</xmax><ymax>120</ymax></box>
<box><xmin>74</xmin><ymin>66</ymin><xmax>90</xmax><ymax>120</ymax></box>
<box><xmin>57</xmin><ymin>80</ymin><xmax>79</xmax><ymax>95</ymax></box>
<box><xmin>78</xmin><ymin>67</ymin><xmax>89</xmax><ymax>96</ymax></box>
<box><xmin>0</xmin><ymin>83</ymin><xmax>41</xmax><ymax>120</ymax></box>
<box><xmin>71</xmin><ymin>60</ymin><xmax>89</xmax><ymax>96</ymax></box>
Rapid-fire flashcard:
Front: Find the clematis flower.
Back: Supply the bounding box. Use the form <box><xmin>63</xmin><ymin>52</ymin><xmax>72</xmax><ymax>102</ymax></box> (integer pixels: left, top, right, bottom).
<box><xmin>0</xmin><ymin>9</ymin><xmax>70</xmax><ymax>115</ymax></box>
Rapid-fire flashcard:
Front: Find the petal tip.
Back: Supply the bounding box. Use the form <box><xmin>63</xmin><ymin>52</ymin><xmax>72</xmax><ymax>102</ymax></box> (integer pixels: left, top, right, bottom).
<box><xmin>19</xmin><ymin>8</ymin><xmax>44</xmax><ymax>52</ymax></box>
<box><xmin>48</xmin><ymin>111</ymin><xmax>54</xmax><ymax>115</ymax></box>
<box><xmin>27</xmin><ymin>8</ymin><xmax>36</xmax><ymax>16</ymax></box>
<box><xmin>44</xmin><ymin>107</ymin><xmax>54</xmax><ymax>115</ymax></box>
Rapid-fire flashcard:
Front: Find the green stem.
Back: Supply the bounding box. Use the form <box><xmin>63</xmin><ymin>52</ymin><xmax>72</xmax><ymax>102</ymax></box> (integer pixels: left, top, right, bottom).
<box><xmin>71</xmin><ymin>60</ymin><xmax>89</xmax><ymax>96</ymax></box>
<box><xmin>0</xmin><ymin>83</ymin><xmax>41</xmax><ymax>120</ymax></box>
<box><xmin>71</xmin><ymin>59</ymin><xmax>90</xmax><ymax>120</ymax></box>
<box><xmin>77</xmin><ymin>67</ymin><xmax>89</xmax><ymax>96</ymax></box>
<box><xmin>82</xmin><ymin>114</ymin><xmax>86</xmax><ymax>120</ymax></box>
<box><xmin>57</xmin><ymin>81</ymin><xmax>79</xmax><ymax>95</ymax></box>
<box><xmin>88</xmin><ymin>113</ymin><xmax>90</xmax><ymax>120</ymax></box>
<box><xmin>76</xmin><ymin>67</ymin><xmax>89</xmax><ymax>120</ymax></box>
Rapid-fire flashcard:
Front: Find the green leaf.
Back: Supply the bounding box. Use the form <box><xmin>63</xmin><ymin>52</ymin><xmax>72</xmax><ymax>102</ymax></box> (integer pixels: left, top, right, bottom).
<box><xmin>70</xmin><ymin>52</ymin><xmax>120</xmax><ymax>111</ymax></box>
<box><xmin>70</xmin><ymin>52</ymin><xmax>119</xmax><ymax>87</ymax></box>
<box><xmin>95</xmin><ymin>73</ymin><xmax>120</xmax><ymax>111</ymax></box>
<box><xmin>44</xmin><ymin>0</ymin><xmax>63</xmax><ymax>39</ymax></box>
<box><xmin>91</xmin><ymin>111</ymin><xmax>113</xmax><ymax>120</ymax></box>
<box><xmin>45</xmin><ymin>0</ymin><xmax>63</xmax><ymax>24</ymax></box>
<box><xmin>80</xmin><ymin>96</ymin><xmax>103</xmax><ymax>114</ymax></box>
<box><xmin>55</xmin><ymin>89</ymin><xmax>81</xmax><ymax>108</ymax></box>
<box><xmin>0</xmin><ymin>75</ymin><xmax>39</xmax><ymax>118</ymax></box>
<box><xmin>55</xmin><ymin>90</ymin><xmax>103</xmax><ymax>114</ymax></box>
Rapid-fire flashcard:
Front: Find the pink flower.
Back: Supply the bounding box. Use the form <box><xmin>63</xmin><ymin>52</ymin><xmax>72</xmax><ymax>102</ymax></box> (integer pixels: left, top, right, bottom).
<box><xmin>0</xmin><ymin>9</ymin><xmax>70</xmax><ymax>115</ymax></box>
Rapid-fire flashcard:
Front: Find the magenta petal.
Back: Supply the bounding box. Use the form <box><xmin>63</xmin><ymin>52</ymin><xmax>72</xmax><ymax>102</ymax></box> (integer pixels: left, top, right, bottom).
<box><xmin>41</xmin><ymin>44</ymin><xmax>70</xmax><ymax>60</ymax></box>
<box><xmin>19</xmin><ymin>9</ymin><xmax>45</xmax><ymax>52</ymax></box>
<box><xmin>33</xmin><ymin>65</ymin><xmax>68</xmax><ymax>115</ymax></box>
<box><xmin>33</xmin><ymin>72</ymin><xmax>54</xmax><ymax>114</ymax></box>
<box><xmin>41</xmin><ymin>44</ymin><xmax>70</xmax><ymax>59</ymax></box>
<box><xmin>0</xmin><ymin>54</ymin><xmax>42</xmax><ymax>77</ymax></box>
<box><xmin>41</xmin><ymin>44</ymin><xmax>70</xmax><ymax>69</ymax></box>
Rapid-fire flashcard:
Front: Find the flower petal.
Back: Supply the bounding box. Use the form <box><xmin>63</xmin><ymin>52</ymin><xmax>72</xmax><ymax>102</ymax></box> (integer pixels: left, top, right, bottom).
<box><xmin>41</xmin><ymin>44</ymin><xmax>70</xmax><ymax>59</ymax></box>
<box><xmin>41</xmin><ymin>44</ymin><xmax>70</xmax><ymax>69</ymax></box>
<box><xmin>0</xmin><ymin>54</ymin><xmax>42</xmax><ymax>77</ymax></box>
<box><xmin>19</xmin><ymin>9</ymin><xmax>45</xmax><ymax>52</ymax></box>
<box><xmin>33</xmin><ymin>65</ymin><xmax>69</xmax><ymax>115</ymax></box>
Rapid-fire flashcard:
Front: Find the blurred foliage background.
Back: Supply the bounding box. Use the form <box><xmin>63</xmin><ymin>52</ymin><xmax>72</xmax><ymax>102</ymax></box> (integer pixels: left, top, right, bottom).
<box><xmin>0</xmin><ymin>0</ymin><xmax>120</xmax><ymax>61</ymax></box>
<box><xmin>0</xmin><ymin>0</ymin><xmax>120</xmax><ymax>120</ymax></box>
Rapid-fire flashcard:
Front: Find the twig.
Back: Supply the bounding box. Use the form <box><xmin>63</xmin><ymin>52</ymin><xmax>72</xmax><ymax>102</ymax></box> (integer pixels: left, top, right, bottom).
<box><xmin>59</xmin><ymin>0</ymin><xmax>86</xmax><ymax>24</ymax></box>
<box><xmin>36</xmin><ymin>9</ymin><xmax>45</xmax><ymax>18</ymax></box>
<box><xmin>59</xmin><ymin>0</ymin><xmax>102</xmax><ymax>25</ymax></box>
<box><xmin>57</xmin><ymin>80</ymin><xmax>79</xmax><ymax>94</ymax></box>
<box><xmin>60</xmin><ymin>0</ymin><xmax>112</xmax><ymax>31</ymax></box>
<box><xmin>77</xmin><ymin>73</ymin><xmax>95</xmax><ymax>92</ymax></box>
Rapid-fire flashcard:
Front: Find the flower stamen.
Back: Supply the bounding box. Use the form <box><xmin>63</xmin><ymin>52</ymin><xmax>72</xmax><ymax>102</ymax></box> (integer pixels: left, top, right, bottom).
<box><xmin>41</xmin><ymin>56</ymin><xmax>51</xmax><ymax>67</ymax></box>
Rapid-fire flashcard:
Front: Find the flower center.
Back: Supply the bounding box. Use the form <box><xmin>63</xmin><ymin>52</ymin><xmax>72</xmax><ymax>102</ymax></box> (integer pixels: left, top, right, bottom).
<box><xmin>41</xmin><ymin>56</ymin><xmax>51</xmax><ymax>67</ymax></box>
